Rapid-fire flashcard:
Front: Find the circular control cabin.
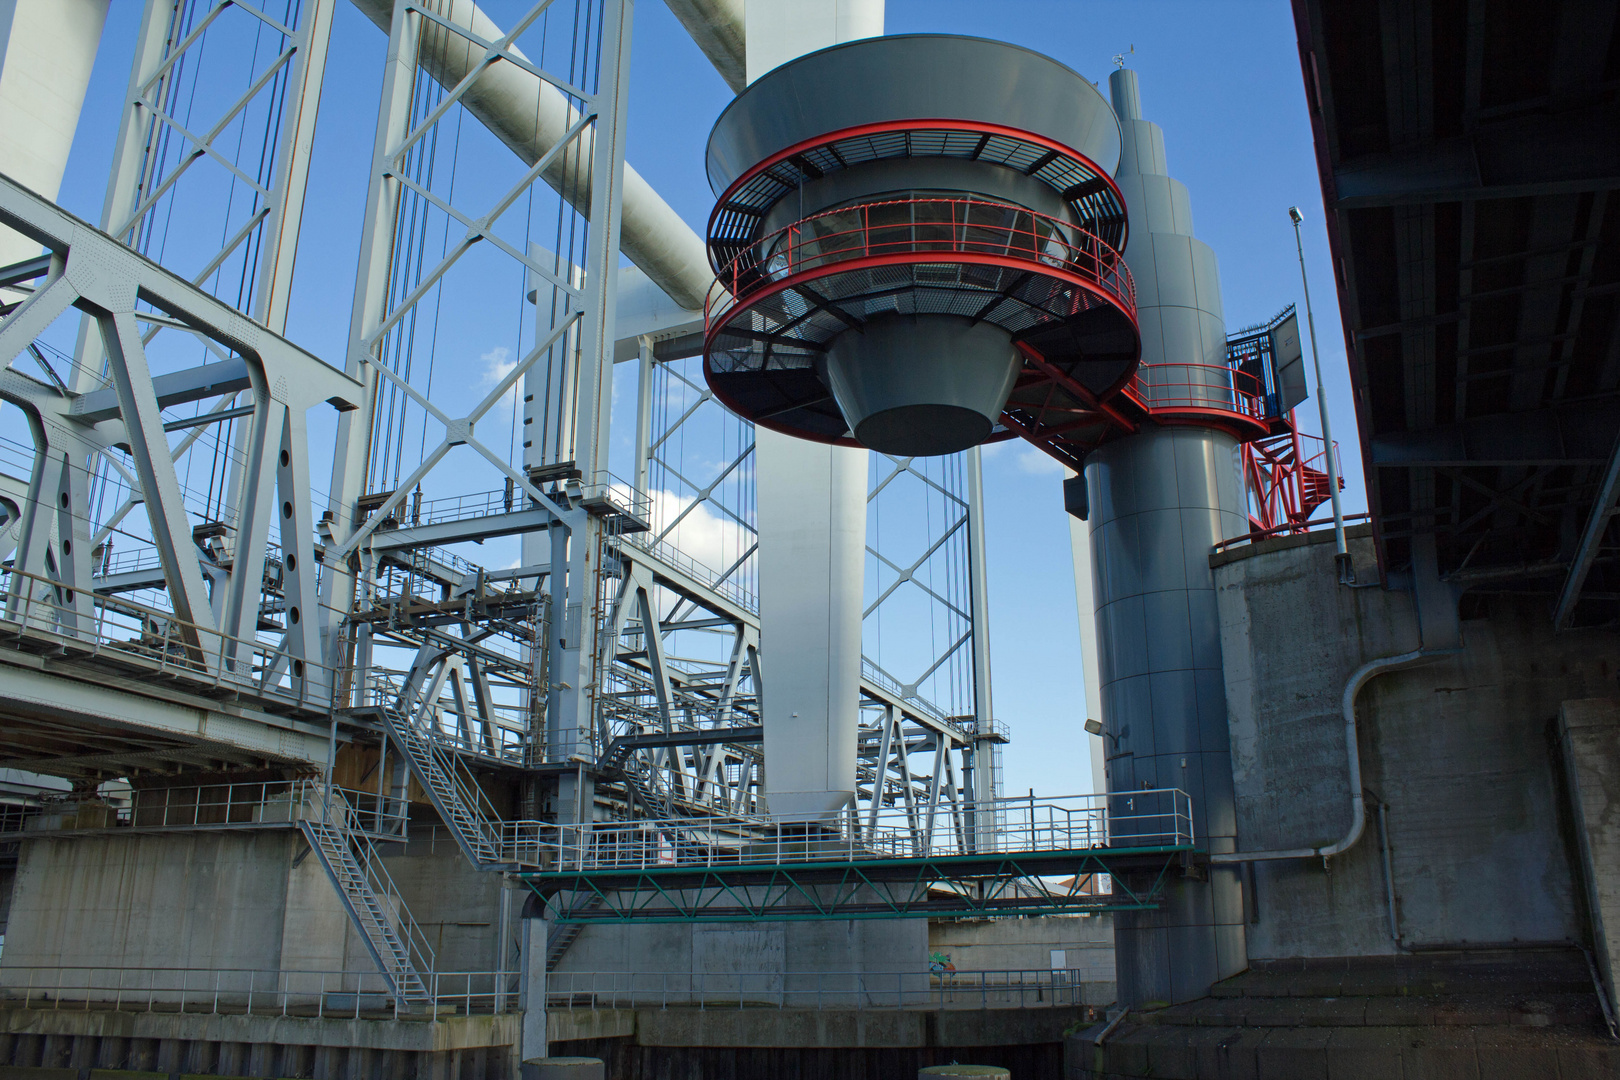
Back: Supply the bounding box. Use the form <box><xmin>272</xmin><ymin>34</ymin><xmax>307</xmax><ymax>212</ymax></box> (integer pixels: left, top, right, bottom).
<box><xmin>702</xmin><ymin>34</ymin><xmax>1141</xmax><ymax>457</ymax></box>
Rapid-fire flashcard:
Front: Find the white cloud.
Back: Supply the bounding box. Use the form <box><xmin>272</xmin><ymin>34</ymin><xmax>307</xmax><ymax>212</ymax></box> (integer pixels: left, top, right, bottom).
<box><xmin>1016</xmin><ymin>446</ymin><xmax>1064</xmax><ymax>476</ymax></box>
<box><xmin>642</xmin><ymin>487</ymin><xmax>752</xmax><ymax>580</ymax></box>
<box><xmin>479</xmin><ymin>346</ymin><xmax>516</xmax><ymax>386</ymax></box>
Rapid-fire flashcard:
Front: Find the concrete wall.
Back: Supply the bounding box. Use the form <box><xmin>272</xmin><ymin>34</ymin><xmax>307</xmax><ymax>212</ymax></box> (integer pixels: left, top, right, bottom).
<box><xmin>927</xmin><ymin>915</ymin><xmax>1115</xmax><ymax>982</ymax></box>
<box><xmin>0</xmin><ymin>832</ymin><xmax>366</xmax><ymax>977</ymax></box>
<box><xmin>1214</xmin><ymin>525</ymin><xmax>1620</xmax><ymax>959</ymax></box>
<box><xmin>552</xmin><ymin>916</ymin><xmax>929</xmax><ymax>1004</ymax></box>
<box><xmin>385</xmin><ymin>836</ymin><xmax>515</xmax><ymax>974</ymax></box>
<box><xmin>1558</xmin><ymin>699</ymin><xmax>1620</xmax><ymax>1007</ymax></box>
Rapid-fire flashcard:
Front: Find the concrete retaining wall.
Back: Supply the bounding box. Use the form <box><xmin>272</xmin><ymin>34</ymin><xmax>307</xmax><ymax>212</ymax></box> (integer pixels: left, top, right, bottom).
<box><xmin>551</xmin><ymin>915</ymin><xmax>930</xmax><ymax>1005</ymax></box>
<box><xmin>927</xmin><ymin>914</ymin><xmax>1115</xmax><ymax>983</ymax></box>
<box><xmin>1213</xmin><ymin>525</ymin><xmax>1620</xmax><ymax>960</ymax></box>
<box><xmin>0</xmin><ymin>831</ymin><xmax>369</xmax><ymax>976</ymax></box>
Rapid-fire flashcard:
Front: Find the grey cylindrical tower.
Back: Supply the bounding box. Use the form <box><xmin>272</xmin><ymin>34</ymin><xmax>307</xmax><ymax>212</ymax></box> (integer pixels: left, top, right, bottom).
<box><xmin>1086</xmin><ymin>68</ymin><xmax>1248</xmax><ymax>1005</ymax></box>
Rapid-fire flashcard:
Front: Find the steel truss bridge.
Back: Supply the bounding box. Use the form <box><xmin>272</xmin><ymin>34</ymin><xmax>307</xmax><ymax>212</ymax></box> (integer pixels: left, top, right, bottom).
<box><xmin>0</xmin><ymin>0</ymin><xmax>1262</xmax><ymax>1009</ymax></box>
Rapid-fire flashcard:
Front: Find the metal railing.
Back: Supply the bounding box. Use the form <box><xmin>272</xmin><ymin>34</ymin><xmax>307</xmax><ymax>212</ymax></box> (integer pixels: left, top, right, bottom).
<box><xmin>309</xmin><ymin>783</ymin><xmax>440</xmax><ymax>987</ymax></box>
<box><xmin>1129</xmin><ymin>362</ymin><xmax>1268</xmax><ymax>424</ymax></box>
<box><xmin>617</xmin><ymin>529</ymin><xmax>759</xmax><ymax>614</ymax></box>
<box><xmin>0</xmin><ymin>565</ymin><xmax>339</xmax><ymax>712</ymax></box>
<box><xmin>535</xmin><ymin>789</ymin><xmax>1192</xmax><ymax>874</ymax></box>
<box><xmin>0</xmin><ymin>966</ymin><xmax>518</xmax><ymax>1020</ymax></box>
<box><xmin>545</xmin><ymin>968</ymin><xmax>1108</xmax><ymax>1011</ymax></box>
<box><xmin>403</xmin><ymin>470</ymin><xmax>652</xmax><ymax>533</ymax></box>
<box><xmin>706</xmin><ymin>196</ymin><xmax>1136</xmax><ymax>326</ymax></box>
<box><xmin>0</xmin><ymin>780</ymin><xmax>406</xmax><ymax>840</ymax></box>
<box><xmin>356</xmin><ymin>668</ymin><xmax>533</xmax><ymax>768</ymax></box>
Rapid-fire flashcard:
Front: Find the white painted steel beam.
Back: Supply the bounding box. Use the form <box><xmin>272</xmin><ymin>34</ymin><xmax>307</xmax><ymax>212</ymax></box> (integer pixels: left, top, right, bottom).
<box><xmin>0</xmin><ymin>0</ymin><xmax>108</xmax><ymax>269</ymax></box>
<box><xmin>664</xmin><ymin>0</ymin><xmax>745</xmax><ymax>92</ymax></box>
<box><xmin>745</xmin><ymin>0</ymin><xmax>882</xmax><ymax>821</ymax></box>
<box><xmin>348</xmin><ymin>0</ymin><xmax>712</xmax><ymax>310</ymax></box>
<box><xmin>0</xmin><ymin>657</ymin><xmax>333</xmax><ymax>766</ymax></box>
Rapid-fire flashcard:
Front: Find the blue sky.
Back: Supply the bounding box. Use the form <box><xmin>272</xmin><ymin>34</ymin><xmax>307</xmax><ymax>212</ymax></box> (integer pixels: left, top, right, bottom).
<box><xmin>57</xmin><ymin>0</ymin><xmax>1360</xmax><ymax>801</ymax></box>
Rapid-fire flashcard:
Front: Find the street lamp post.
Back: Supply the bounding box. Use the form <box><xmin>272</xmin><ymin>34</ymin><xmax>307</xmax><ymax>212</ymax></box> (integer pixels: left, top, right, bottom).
<box><xmin>1289</xmin><ymin>205</ymin><xmax>1353</xmax><ymax>582</ymax></box>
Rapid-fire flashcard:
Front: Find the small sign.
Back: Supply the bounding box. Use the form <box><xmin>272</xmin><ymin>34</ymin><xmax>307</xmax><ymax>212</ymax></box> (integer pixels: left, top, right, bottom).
<box><xmin>1050</xmin><ymin>949</ymin><xmax>1066</xmax><ymax>971</ymax></box>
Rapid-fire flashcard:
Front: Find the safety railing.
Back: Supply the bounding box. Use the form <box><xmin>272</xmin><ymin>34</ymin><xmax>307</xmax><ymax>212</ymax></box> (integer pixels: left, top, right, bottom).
<box><xmin>1129</xmin><ymin>362</ymin><xmax>1269</xmax><ymax>424</ymax></box>
<box><xmin>2</xmin><ymin>780</ymin><xmax>408</xmax><ymax>840</ymax></box>
<box><xmin>616</xmin><ymin>529</ymin><xmax>759</xmax><ymax>614</ymax></box>
<box><xmin>534</xmin><ymin>789</ymin><xmax>1192</xmax><ymax>874</ymax></box>
<box><xmin>314</xmin><ymin>783</ymin><xmax>441</xmax><ymax>983</ymax></box>
<box><xmin>545</xmin><ymin>968</ymin><xmax>1108</xmax><ymax>1012</ymax></box>
<box><xmin>705</xmin><ymin>196</ymin><xmax>1135</xmax><ymax>327</ymax></box>
<box><xmin>355</xmin><ymin>667</ymin><xmax>533</xmax><ymax>768</ymax></box>
<box><xmin>0</xmin><ymin>565</ymin><xmax>339</xmax><ymax>713</ymax></box>
<box><xmin>0</xmin><ymin>966</ymin><xmax>519</xmax><ymax>1020</ymax></box>
<box><xmin>403</xmin><ymin>470</ymin><xmax>651</xmax><ymax>533</ymax></box>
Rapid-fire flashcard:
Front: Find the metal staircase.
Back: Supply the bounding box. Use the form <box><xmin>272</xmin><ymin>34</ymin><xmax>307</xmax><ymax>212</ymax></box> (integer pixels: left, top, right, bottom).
<box><xmin>545</xmin><ymin>892</ymin><xmax>606</xmax><ymax>972</ymax></box>
<box><xmin>378</xmin><ymin>676</ymin><xmax>512</xmax><ymax>868</ymax></box>
<box><xmin>297</xmin><ymin>785</ymin><xmax>435</xmax><ymax>1004</ymax></box>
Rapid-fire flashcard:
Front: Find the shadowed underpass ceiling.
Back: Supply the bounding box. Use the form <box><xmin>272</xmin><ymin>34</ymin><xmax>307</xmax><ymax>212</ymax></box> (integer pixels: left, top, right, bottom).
<box><xmin>1292</xmin><ymin>0</ymin><xmax>1620</xmax><ymax>627</ymax></box>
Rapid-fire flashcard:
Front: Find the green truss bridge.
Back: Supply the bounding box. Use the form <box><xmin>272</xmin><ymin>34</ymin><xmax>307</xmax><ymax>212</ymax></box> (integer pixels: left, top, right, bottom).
<box><xmin>520</xmin><ymin>789</ymin><xmax>1195</xmax><ymax>923</ymax></box>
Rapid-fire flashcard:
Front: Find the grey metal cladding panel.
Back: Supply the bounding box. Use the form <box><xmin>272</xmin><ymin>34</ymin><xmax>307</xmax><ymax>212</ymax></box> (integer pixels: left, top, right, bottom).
<box><xmin>1212</xmin><ymin>921</ymin><xmax>1248</xmax><ymax>981</ymax></box>
<box><xmin>1187</xmin><ymin>591</ymin><xmax>1224</xmax><ymax>671</ymax></box>
<box><xmin>1141</xmin><ymin>590</ymin><xmax>1195</xmax><ymax>674</ymax></box>
<box><xmin>1152</xmin><ymin>305</ymin><xmax>1204</xmax><ymax>369</ymax></box>
<box><xmin>1133</xmin><ymin>508</ymin><xmax>1192</xmax><ymax>594</ymax></box>
<box><xmin>1097</xmin><ymin>592</ymin><xmax>1150</xmax><ymax>683</ymax></box>
<box><xmin>1172</xmin><ymin>429</ymin><xmax>1243</xmax><ymax>514</ymax></box>
<box><xmin>1179</xmin><ymin>507</ymin><xmax>1231</xmax><ymax>589</ymax></box>
<box><xmin>1124</xmin><ymin>175</ymin><xmax>1177</xmax><ymax>236</ymax></box>
<box><xmin>1196</xmin><ymin>750</ymin><xmax>1238</xmax><ymax>841</ymax></box>
<box><xmin>1111</xmin><ymin>922</ymin><xmax>1172</xmax><ymax>1006</ymax></box>
<box><xmin>1189</xmin><ymin>240</ymin><xmax>1224</xmax><ymax>327</ymax></box>
<box><xmin>1102</xmin><ymin>674</ymin><xmax>1154</xmax><ymax>755</ymax></box>
<box><xmin>1156</xmin><ymin>876</ymin><xmax>1220</xmax><ymax>933</ymax></box>
<box><xmin>1146</xmin><ymin>670</ymin><xmax>1200</xmax><ymax>754</ymax></box>
<box><xmin>1147</xmin><ymin>233</ymin><xmax>1198</xmax><ymax>310</ymax></box>
<box><xmin>1118</xmin><ymin>119</ymin><xmax>1167</xmax><ymax>178</ymax></box>
<box><xmin>705</xmin><ymin>35</ymin><xmax>1122</xmax><ymax>190</ymax></box>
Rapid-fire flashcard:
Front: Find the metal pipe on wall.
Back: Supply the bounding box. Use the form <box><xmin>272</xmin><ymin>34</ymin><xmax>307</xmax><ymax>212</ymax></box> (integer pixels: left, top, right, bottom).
<box><xmin>1209</xmin><ymin>649</ymin><xmax>1442</xmax><ymax>864</ymax></box>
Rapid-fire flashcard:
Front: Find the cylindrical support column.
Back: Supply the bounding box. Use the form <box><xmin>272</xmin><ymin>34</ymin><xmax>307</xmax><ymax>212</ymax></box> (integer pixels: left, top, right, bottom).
<box><xmin>747</xmin><ymin>0</ymin><xmax>882</xmax><ymax>823</ymax></box>
<box><xmin>1083</xmin><ymin>67</ymin><xmax>1247</xmax><ymax>1004</ymax></box>
<box><xmin>1086</xmin><ymin>426</ymin><xmax>1247</xmax><ymax>1003</ymax></box>
<box><xmin>756</xmin><ymin>427</ymin><xmax>865</xmax><ymax>819</ymax></box>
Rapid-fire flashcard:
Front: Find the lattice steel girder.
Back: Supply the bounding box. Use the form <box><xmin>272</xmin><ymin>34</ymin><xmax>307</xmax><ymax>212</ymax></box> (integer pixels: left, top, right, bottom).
<box><xmin>0</xmin><ymin>174</ymin><xmax>361</xmax><ymax>701</ymax></box>
<box><xmin>524</xmin><ymin>845</ymin><xmax>1190</xmax><ymax>923</ymax></box>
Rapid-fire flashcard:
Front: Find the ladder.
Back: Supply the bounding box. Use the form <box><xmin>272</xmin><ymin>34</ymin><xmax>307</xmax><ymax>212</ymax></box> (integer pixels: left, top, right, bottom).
<box><xmin>298</xmin><ymin>786</ymin><xmax>435</xmax><ymax>1003</ymax></box>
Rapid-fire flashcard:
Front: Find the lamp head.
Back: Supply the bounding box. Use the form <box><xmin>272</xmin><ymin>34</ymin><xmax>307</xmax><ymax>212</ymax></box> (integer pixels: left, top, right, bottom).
<box><xmin>1288</xmin><ymin>206</ymin><xmax>1304</xmax><ymax>226</ymax></box>
<box><xmin>1084</xmin><ymin>718</ymin><xmax>1104</xmax><ymax>736</ymax></box>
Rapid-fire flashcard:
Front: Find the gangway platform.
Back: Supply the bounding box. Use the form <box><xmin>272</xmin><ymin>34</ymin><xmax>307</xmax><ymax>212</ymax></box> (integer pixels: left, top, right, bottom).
<box><xmin>522</xmin><ymin>789</ymin><xmax>1195</xmax><ymax>923</ymax></box>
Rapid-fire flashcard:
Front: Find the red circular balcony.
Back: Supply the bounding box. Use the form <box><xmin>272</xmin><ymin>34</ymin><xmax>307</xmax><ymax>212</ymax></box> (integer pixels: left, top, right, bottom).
<box><xmin>702</xmin><ymin>195</ymin><xmax>1140</xmax><ymax>448</ymax></box>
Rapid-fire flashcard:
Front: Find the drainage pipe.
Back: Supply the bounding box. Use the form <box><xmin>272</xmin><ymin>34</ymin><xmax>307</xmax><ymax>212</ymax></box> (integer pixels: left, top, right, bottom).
<box><xmin>1210</xmin><ymin>649</ymin><xmax>1445</xmax><ymax>864</ymax></box>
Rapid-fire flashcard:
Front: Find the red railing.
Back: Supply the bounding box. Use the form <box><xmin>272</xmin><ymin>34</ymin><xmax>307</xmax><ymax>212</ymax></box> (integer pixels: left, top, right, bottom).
<box><xmin>705</xmin><ymin>196</ymin><xmax>1135</xmax><ymax>331</ymax></box>
<box><xmin>1241</xmin><ymin>429</ymin><xmax>1346</xmax><ymax>537</ymax></box>
<box><xmin>1127</xmin><ymin>362</ymin><xmax>1269</xmax><ymax>427</ymax></box>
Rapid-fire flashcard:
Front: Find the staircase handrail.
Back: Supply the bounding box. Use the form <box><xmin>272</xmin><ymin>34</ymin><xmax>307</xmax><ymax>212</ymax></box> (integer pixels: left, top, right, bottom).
<box><xmin>314</xmin><ymin>782</ymin><xmax>438</xmax><ymax>978</ymax></box>
<box><xmin>372</xmin><ymin>671</ymin><xmax>509</xmax><ymax>865</ymax></box>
